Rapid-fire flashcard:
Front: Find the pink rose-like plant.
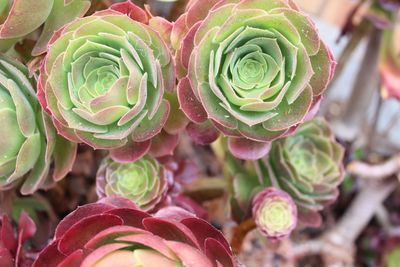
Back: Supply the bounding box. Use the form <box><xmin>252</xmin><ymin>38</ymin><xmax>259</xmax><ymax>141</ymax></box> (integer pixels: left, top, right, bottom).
<box><xmin>33</xmin><ymin>197</ymin><xmax>238</xmax><ymax>267</ymax></box>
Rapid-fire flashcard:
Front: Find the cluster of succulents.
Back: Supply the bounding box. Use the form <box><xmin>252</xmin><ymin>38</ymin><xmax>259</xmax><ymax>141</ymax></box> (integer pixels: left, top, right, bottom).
<box><xmin>0</xmin><ymin>0</ymin><xmax>349</xmax><ymax>264</ymax></box>
<box><xmin>232</xmin><ymin>118</ymin><xmax>344</xmax><ymax>237</ymax></box>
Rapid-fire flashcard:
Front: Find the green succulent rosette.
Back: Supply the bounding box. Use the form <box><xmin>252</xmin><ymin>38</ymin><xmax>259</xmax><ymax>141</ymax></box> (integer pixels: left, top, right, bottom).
<box><xmin>38</xmin><ymin>3</ymin><xmax>176</xmax><ymax>163</ymax></box>
<box><xmin>0</xmin><ymin>54</ymin><xmax>76</xmax><ymax>194</ymax></box>
<box><xmin>0</xmin><ymin>0</ymin><xmax>90</xmax><ymax>54</ymax></box>
<box><xmin>232</xmin><ymin>118</ymin><xmax>344</xmax><ymax>226</ymax></box>
<box><xmin>96</xmin><ymin>156</ymin><xmax>172</xmax><ymax>212</ymax></box>
<box><xmin>173</xmin><ymin>0</ymin><xmax>336</xmax><ymax>160</ymax></box>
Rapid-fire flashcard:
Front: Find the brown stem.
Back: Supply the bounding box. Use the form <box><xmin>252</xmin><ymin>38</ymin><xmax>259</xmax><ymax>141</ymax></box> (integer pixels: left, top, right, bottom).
<box><xmin>230</xmin><ymin>219</ymin><xmax>257</xmax><ymax>254</ymax></box>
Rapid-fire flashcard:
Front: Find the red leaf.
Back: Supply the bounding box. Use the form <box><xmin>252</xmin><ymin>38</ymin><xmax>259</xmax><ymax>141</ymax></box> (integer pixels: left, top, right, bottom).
<box><xmin>109</xmin><ymin>1</ymin><xmax>148</xmax><ymax>24</ymax></box>
<box><xmin>0</xmin><ymin>215</ymin><xmax>17</xmax><ymax>252</ymax></box>
<box><xmin>58</xmin><ymin>214</ymin><xmax>124</xmax><ymax>255</ymax></box>
<box><xmin>186</xmin><ymin>121</ymin><xmax>219</xmax><ymax>145</ymax></box>
<box><xmin>227</xmin><ymin>138</ymin><xmax>271</xmax><ymax>160</ymax></box>
<box><xmin>55</xmin><ymin>203</ymin><xmax>114</xmax><ymax>239</ymax></box>
<box><xmin>109</xmin><ymin>139</ymin><xmax>151</xmax><ymax>163</ymax></box>
<box><xmin>105</xmin><ymin>208</ymin><xmax>150</xmax><ymax>228</ymax></box>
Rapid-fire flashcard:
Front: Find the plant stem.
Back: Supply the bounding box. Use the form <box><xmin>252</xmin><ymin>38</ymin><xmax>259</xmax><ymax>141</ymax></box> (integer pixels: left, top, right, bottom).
<box><xmin>321</xmin><ymin>19</ymin><xmax>372</xmax><ymax>113</ymax></box>
<box><xmin>332</xmin><ymin>27</ymin><xmax>382</xmax><ymax>141</ymax></box>
<box><xmin>326</xmin><ymin>179</ymin><xmax>397</xmax><ymax>245</ymax></box>
<box><xmin>365</xmin><ymin>91</ymin><xmax>383</xmax><ymax>153</ymax></box>
<box><xmin>231</xmin><ymin>218</ymin><xmax>257</xmax><ymax>254</ymax></box>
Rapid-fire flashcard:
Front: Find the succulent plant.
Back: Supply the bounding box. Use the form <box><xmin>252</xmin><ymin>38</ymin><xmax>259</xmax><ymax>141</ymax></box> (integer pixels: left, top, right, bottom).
<box><xmin>96</xmin><ymin>156</ymin><xmax>173</xmax><ymax>212</ymax></box>
<box><xmin>379</xmin><ymin>27</ymin><xmax>400</xmax><ymax>100</ymax></box>
<box><xmin>38</xmin><ymin>2</ymin><xmax>176</xmax><ymax>163</ymax></box>
<box><xmin>33</xmin><ymin>197</ymin><xmax>238</xmax><ymax>267</ymax></box>
<box><xmin>252</xmin><ymin>187</ymin><xmax>297</xmax><ymax>240</ymax></box>
<box><xmin>97</xmin><ymin>155</ymin><xmax>210</xmax><ymax>218</ymax></box>
<box><xmin>261</xmin><ymin>118</ymin><xmax>344</xmax><ymax>226</ymax></box>
<box><xmin>0</xmin><ymin>212</ymin><xmax>37</xmax><ymax>266</ymax></box>
<box><xmin>172</xmin><ymin>0</ymin><xmax>336</xmax><ymax>160</ymax></box>
<box><xmin>232</xmin><ymin>118</ymin><xmax>344</xmax><ymax>226</ymax></box>
<box><xmin>0</xmin><ymin>0</ymin><xmax>90</xmax><ymax>54</ymax></box>
<box><xmin>0</xmin><ymin>54</ymin><xmax>76</xmax><ymax>194</ymax></box>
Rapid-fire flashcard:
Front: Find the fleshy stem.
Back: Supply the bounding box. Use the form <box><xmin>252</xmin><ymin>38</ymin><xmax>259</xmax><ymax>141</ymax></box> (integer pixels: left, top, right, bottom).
<box><xmin>230</xmin><ymin>218</ymin><xmax>257</xmax><ymax>254</ymax></box>
<box><xmin>331</xmin><ymin>27</ymin><xmax>382</xmax><ymax>141</ymax></box>
<box><xmin>321</xmin><ymin>18</ymin><xmax>373</xmax><ymax>113</ymax></box>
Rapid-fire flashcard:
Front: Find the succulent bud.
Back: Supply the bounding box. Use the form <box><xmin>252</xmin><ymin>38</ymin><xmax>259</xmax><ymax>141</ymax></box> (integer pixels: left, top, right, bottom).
<box><xmin>252</xmin><ymin>187</ymin><xmax>297</xmax><ymax>241</ymax></box>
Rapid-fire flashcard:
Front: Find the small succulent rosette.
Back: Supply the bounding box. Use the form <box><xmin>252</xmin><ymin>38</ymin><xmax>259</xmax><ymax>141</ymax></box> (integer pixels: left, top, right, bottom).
<box><xmin>0</xmin><ymin>54</ymin><xmax>76</xmax><ymax>194</ymax></box>
<box><xmin>38</xmin><ymin>2</ymin><xmax>178</xmax><ymax>163</ymax></box>
<box><xmin>96</xmin><ymin>155</ymin><xmax>209</xmax><ymax>217</ymax></box>
<box><xmin>172</xmin><ymin>0</ymin><xmax>336</xmax><ymax>160</ymax></box>
<box><xmin>379</xmin><ymin>27</ymin><xmax>400</xmax><ymax>100</ymax></box>
<box><xmin>0</xmin><ymin>0</ymin><xmax>90</xmax><ymax>54</ymax></box>
<box><xmin>96</xmin><ymin>156</ymin><xmax>173</xmax><ymax>212</ymax></box>
<box><xmin>0</xmin><ymin>212</ymin><xmax>37</xmax><ymax>266</ymax></box>
<box><xmin>252</xmin><ymin>187</ymin><xmax>297</xmax><ymax>241</ymax></box>
<box><xmin>262</xmin><ymin>118</ymin><xmax>344</xmax><ymax>226</ymax></box>
<box><xmin>33</xmin><ymin>197</ymin><xmax>239</xmax><ymax>267</ymax></box>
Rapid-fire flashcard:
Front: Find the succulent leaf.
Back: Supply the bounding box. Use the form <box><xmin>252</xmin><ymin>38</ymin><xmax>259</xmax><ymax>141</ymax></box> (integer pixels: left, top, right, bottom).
<box><xmin>0</xmin><ymin>0</ymin><xmax>90</xmax><ymax>54</ymax></box>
